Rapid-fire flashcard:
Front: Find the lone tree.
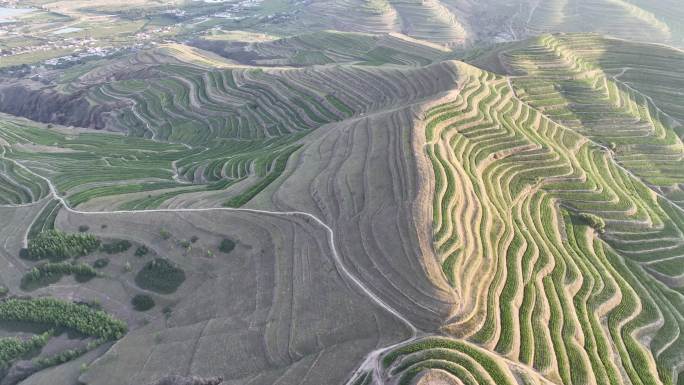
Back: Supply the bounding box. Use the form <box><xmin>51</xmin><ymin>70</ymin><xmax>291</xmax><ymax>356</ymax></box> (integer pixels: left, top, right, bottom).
<box><xmin>135</xmin><ymin>258</ymin><xmax>185</xmax><ymax>294</ymax></box>
<box><xmin>219</xmin><ymin>238</ymin><xmax>236</xmax><ymax>254</ymax></box>
<box><xmin>131</xmin><ymin>294</ymin><xmax>155</xmax><ymax>311</ymax></box>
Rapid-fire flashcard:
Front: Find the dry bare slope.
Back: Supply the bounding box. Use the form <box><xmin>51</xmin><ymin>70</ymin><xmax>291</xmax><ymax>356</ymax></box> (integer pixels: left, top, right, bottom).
<box><xmin>0</xmin><ymin>54</ymin><xmax>465</xmax><ymax>385</ymax></box>
<box><xmin>259</xmin><ymin>99</ymin><xmax>461</xmax><ymax>332</ymax></box>
<box><xmin>27</xmin><ymin>209</ymin><xmax>409</xmax><ymax>385</ymax></box>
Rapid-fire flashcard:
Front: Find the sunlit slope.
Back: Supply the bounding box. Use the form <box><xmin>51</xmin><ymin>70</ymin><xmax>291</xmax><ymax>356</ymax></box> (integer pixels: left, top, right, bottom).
<box><xmin>286</xmin><ymin>0</ymin><xmax>467</xmax><ymax>48</ymax></box>
<box><xmin>389</xmin><ymin>55</ymin><xmax>683</xmax><ymax>385</ymax></box>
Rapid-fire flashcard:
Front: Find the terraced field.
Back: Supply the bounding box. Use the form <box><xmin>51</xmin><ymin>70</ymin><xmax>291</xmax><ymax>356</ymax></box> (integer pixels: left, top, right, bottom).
<box><xmin>0</xmin><ymin>38</ymin><xmax>465</xmax><ymax>213</ymax></box>
<box><xmin>411</xmin><ymin>60</ymin><xmax>677</xmax><ymax>384</ymax></box>
<box><xmin>365</xmin><ymin>39</ymin><xmax>684</xmax><ymax>385</ymax></box>
<box><xmin>268</xmin><ymin>0</ymin><xmax>684</xmax><ymax>49</ymax></box>
<box><xmin>196</xmin><ymin>31</ymin><xmax>451</xmax><ymax>67</ymax></box>
<box><xmin>0</xmin><ymin>149</ymin><xmax>49</xmax><ymax>205</ymax></box>
<box><xmin>1</xmin><ymin>24</ymin><xmax>684</xmax><ymax>385</ymax></box>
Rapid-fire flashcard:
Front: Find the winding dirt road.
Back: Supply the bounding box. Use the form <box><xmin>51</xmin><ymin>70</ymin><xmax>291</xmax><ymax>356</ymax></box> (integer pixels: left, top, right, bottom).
<box><xmin>0</xmin><ymin>144</ymin><xmax>419</xmax><ymax>385</ymax></box>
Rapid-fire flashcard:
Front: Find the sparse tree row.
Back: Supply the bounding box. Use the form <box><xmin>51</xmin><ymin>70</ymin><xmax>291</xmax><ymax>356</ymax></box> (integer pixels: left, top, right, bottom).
<box><xmin>0</xmin><ymin>298</ymin><xmax>127</xmax><ymax>340</ymax></box>
<box><xmin>21</xmin><ymin>261</ymin><xmax>98</xmax><ymax>289</ymax></box>
<box><xmin>0</xmin><ymin>331</ymin><xmax>52</xmax><ymax>368</ymax></box>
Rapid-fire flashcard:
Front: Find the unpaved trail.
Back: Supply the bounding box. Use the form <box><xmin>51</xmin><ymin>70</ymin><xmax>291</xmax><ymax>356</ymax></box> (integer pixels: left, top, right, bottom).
<box><xmin>0</xmin><ymin>143</ymin><xmax>420</xmax><ymax>385</ymax></box>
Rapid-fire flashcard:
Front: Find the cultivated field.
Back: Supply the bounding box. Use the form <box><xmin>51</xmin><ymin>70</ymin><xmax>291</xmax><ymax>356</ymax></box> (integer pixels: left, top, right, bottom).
<box><xmin>0</xmin><ymin>21</ymin><xmax>683</xmax><ymax>385</ymax></box>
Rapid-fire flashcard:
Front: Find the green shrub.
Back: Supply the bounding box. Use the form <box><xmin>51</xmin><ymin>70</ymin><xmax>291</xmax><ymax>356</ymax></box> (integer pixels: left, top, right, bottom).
<box><xmin>93</xmin><ymin>258</ymin><xmax>109</xmax><ymax>269</ymax></box>
<box><xmin>0</xmin><ymin>286</ymin><xmax>7</xmax><ymax>297</ymax></box>
<box><xmin>131</xmin><ymin>294</ymin><xmax>155</xmax><ymax>311</ymax></box>
<box><xmin>159</xmin><ymin>229</ymin><xmax>171</xmax><ymax>240</ymax></box>
<box><xmin>100</xmin><ymin>240</ymin><xmax>132</xmax><ymax>254</ymax></box>
<box><xmin>578</xmin><ymin>212</ymin><xmax>606</xmax><ymax>233</ymax></box>
<box><xmin>25</xmin><ymin>230</ymin><xmax>100</xmax><ymax>261</ymax></box>
<box><xmin>162</xmin><ymin>305</ymin><xmax>173</xmax><ymax>318</ymax></box>
<box><xmin>218</xmin><ymin>238</ymin><xmax>235</xmax><ymax>254</ymax></box>
<box><xmin>134</xmin><ymin>245</ymin><xmax>149</xmax><ymax>257</ymax></box>
<box><xmin>135</xmin><ymin>258</ymin><xmax>185</xmax><ymax>294</ymax></box>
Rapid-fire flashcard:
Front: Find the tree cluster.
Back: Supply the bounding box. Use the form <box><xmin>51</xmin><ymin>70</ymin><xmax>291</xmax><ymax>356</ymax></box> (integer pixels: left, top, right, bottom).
<box><xmin>25</xmin><ymin>230</ymin><xmax>100</xmax><ymax>261</ymax></box>
<box><xmin>135</xmin><ymin>258</ymin><xmax>186</xmax><ymax>294</ymax></box>
<box><xmin>21</xmin><ymin>262</ymin><xmax>98</xmax><ymax>289</ymax></box>
<box><xmin>0</xmin><ymin>298</ymin><xmax>127</xmax><ymax>340</ymax></box>
<box><xmin>101</xmin><ymin>240</ymin><xmax>132</xmax><ymax>254</ymax></box>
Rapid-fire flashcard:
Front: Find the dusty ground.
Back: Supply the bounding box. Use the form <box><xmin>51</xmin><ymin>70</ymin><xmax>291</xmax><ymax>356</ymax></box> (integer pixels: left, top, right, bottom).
<box><xmin>38</xmin><ymin>209</ymin><xmax>410</xmax><ymax>385</ymax></box>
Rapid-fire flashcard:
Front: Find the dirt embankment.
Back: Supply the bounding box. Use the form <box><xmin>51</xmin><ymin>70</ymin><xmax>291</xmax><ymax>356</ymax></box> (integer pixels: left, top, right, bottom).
<box><xmin>188</xmin><ymin>39</ymin><xmax>268</xmax><ymax>65</ymax></box>
<box><xmin>0</xmin><ymin>82</ymin><xmax>114</xmax><ymax>130</ymax></box>
<box><xmin>151</xmin><ymin>375</ymin><xmax>223</xmax><ymax>385</ymax></box>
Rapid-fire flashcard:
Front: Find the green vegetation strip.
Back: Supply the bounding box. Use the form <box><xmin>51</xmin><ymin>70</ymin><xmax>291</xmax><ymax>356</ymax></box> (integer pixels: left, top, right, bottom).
<box><xmin>383</xmin><ymin>337</ymin><xmax>512</xmax><ymax>385</ymax></box>
<box><xmin>0</xmin><ymin>298</ymin><xmax>126</xmax><ymax>340</ymax></box>
<box><xmin>27</xmin><ymin>200</ymin><xmax>62</xmax><ymax>240</ymax></box>
<box><xmin>224</xmin><ymin>145</ymin><xmax>301</xmax><ymax>207</ymax></box>
<box><xmin>0</xmin><ymin>331</ymin><xmax>52</xmax><ymax>368</ymax></box>
<box><xmin>23</xmin><ymin>230</ymin><xmax>100</xmax><ymax>262</ymax></box>
<box><xmin>21</xmin><ymin>262</ymin><xmax>98</xmax><ymax>290</ymax></box>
